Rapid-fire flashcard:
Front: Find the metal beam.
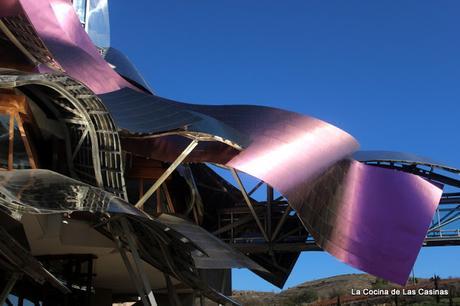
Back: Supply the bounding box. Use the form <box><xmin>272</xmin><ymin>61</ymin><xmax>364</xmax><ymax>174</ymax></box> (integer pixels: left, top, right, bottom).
<box><xmin>120</xmin><ymin>218</ymin><xmax>158</xmax><ymax>306</ymax></box>
<box><xmin>0</xmin><ymin>273</ymin><xmax>20</xmax><ymax>306</ymax></box>
<box><xmin>162</xmin><ymin>184</ymin><xmax>175</xmax><ymax>213</ymax></box>
<box><xmin>136</xmin><ymin>139</ymin><xmax>199</xmax><ymax>209</ymax></box>
<box><xmin>439</xmin><ymin>205</ymin><xmax>460</xmax><ymax>224</ymax></box>
<box><xmin>8</xmin><ymin>112</ymin><xmax>14</xmax><ymax>170</ymax></box>
<box><xmin>275</xmin><ymin>226</ymin><xmax>303</xmax><ymax>243</ymax></box>
<box><xmin>230</xmin><ymin>169</ymin><xmax>269</xmax><ymax>242</ymax></box>
<box><xmin>428</xmin><ymin>215</ymin><xmax>460</xmax><ymax>232</ymax></box>
<box><xmin>113</xmin><ymin>232</ymin><xmax>149</xmax><ymax>306</ymax></box>
<box><xmin>212</xmin><ymin>209</ymin><xmax>263</xmax><ymax>236</ymax></box>
<box><xmin>62</xmin><ymin>118</ymin><xmax>88</xmax><ymax>125</ymax></box>
<box><xmin>248</xmin><ymin>180</ymin><xmax>264</xmax><ymax>196</ymax></box>
<box><xmin>272</xmin><ymin>206</ymin><xmax>292</xmax><ymax>241</ymax></box>
<box><xmin>232</xmin><ymin>242</ymin><xmax>320</xmax><ymax>253</ymax></box>
<box><xmin>266</xmin><ymin>185</ymin><xmax>273</xmax><ymax>240</ymax></box>
<box><xmin>71</xmin><ymin>128</ymin><xmax>89</xmax><ymax>160</ymax></box>
<box><xmin>15</xmin><ymin>113</ymin><xmax>37</xmax><ymax>168</ymax></box>
<box><xmin>164</xmin><ymin>273</ymin><xmax>182</xmax><ymax>306</ymax></box>
<box><xmin>55</xmin><ymin>102</ymin><xmax>84</xmax><ymax>118</ymax></box>
<box><xmin>0</xmin><ymin>21</ymin><xmax>41</xmax><ymax>66</ymax></box>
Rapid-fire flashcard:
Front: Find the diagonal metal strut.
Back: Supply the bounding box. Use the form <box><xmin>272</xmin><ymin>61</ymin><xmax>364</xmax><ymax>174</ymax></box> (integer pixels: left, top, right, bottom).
<box><xmin>135</xmin><ymin>139</ymin><xmax>199</xmax><ymax>209</ymax></box>
<box><xmin>230</xmin><ymin>168</ymin><xmax>269</xmax><ymax>242</ymax></box>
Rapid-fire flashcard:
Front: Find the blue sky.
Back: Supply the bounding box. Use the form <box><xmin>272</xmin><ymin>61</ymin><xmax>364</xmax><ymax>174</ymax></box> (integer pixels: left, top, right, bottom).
<box><xmin>109</xmin><ymin>1</ymin><xmax>460</xmax><ymax>291</ymax></box>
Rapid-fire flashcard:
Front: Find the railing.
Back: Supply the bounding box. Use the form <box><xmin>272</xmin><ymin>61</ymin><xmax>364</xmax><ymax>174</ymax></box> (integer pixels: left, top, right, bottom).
<box><xmin>426</xmin><ymin>229</ymin><xmax>460</xmax><ymax>239</ymax></box>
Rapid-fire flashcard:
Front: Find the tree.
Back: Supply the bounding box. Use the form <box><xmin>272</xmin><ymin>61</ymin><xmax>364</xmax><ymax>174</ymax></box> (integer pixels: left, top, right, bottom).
<box><xmin>372</xmin><ymin>277</ymin><xmax>389</xmax><ymax>289</ymax></box>
<box><xmin>288</xmin><ymin>289</ymin><xmax>319</xmax><ymax>305</ymax></box>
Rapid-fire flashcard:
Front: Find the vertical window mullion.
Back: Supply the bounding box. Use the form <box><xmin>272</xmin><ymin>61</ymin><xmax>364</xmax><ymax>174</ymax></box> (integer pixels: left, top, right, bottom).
<box><xmin>8</xmin><ymin>112</ymin><xmax>14</xmax><ymax>171</ymax></box>
<box><xmin>15</xmin><ymin>112</ymin><xmax>37</xmax><ymax>169</ymax></box>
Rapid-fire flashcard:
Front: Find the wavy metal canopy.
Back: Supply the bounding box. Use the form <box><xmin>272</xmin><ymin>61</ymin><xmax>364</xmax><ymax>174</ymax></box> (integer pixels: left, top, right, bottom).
<box><xmin>0</xmin><ymin>0</ymin><xmax>452</xmax><ymax>288</ymax></box>
<box><xmin>0</xmin><ymin>169</ymin><xmax>263</xmax><ymax>270</ymax></box>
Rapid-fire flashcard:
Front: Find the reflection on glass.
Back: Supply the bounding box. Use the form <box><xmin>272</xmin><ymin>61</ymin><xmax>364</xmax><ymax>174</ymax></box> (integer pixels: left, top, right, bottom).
<box><xmin>73</xmin><ymin>0</ymin><xmax>87</xmax><ymax>25</ymax></box>
<box><xmin>87</xmin><ymin>0</ymin><xmax>110</xmax><ymax>47</ymax></box>
<box><xmin>0</xmin><ymin>113</ymin><xmax>31</xmax><ymax>169</ymax></box>
<box><xmin>0</xmin><ymin>170</ymin><xmax>147</xmax><ymax>219</ymax></box>
<box><xmin>0</xmin><ymin>170</ymin><xmax>111</xmax><ymax>213</ymax></box>
<box><xmin>0</xmin><ymin>114</ymin><xmax>9</xmax><ymax>169</ymax></box>
<box><xmin>72</xmin><ymin>0</ymin><xmax>110</xmax><ymax>47</ymax></box>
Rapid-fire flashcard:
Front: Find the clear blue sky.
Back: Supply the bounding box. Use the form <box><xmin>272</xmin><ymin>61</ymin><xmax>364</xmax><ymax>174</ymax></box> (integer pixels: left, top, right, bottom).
<box><xmin>109</xmin><ymin>1</ymin><xmax>460</xmax><ymax>291</ymax></box>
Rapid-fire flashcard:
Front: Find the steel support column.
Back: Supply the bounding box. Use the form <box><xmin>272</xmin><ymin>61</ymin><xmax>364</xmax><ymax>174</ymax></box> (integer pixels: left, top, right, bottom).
<box><xmin>112</xmin><ymin>219</ymin><xmax>158</xmax><ymax>306</ymax></box>
<box><xmin>164</xmin><ymin>273</ymin><xmax>182</xmax><ymax>306</ymax></box>
<box><xmin>266</xmin><ymin>185</ymin><xmax>273</xmax><ymax>240</ymax></box>
<box><xmin>113</xmin><ymin>234</ymin><xmax>149</xmax><ymax>306</ymax></box>
<box><xmin>119</xmin><ymin>218</ymin><xmax>158</xmax><ymax>306</ymax></box>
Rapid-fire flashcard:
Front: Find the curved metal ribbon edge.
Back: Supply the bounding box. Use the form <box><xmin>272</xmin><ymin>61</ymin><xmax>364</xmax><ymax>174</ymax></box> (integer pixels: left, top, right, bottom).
<box><xmin>4</xmin><ymin>0</ymin><xmax>446</xmax><ymax>286</ymax></box>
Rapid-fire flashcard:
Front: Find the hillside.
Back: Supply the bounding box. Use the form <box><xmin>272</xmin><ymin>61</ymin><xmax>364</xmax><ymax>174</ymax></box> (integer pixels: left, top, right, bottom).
<box><xmin>231</xmin><ymin>274</ymin><xmax>460</xmax><ymax>306</ymax></box>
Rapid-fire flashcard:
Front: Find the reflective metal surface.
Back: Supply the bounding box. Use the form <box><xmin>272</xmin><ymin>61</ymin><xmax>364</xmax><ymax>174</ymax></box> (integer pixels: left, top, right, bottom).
<box><xmin>157</xmin><ymin>214</ymin><xmax>266</xmax><ymax>271</ymax></box>
<box><xmin>0</xmin><ymin>211</ymin><xmax>70</xmax><ymax>293</ymax></box>
<box><xmin>103</xmin><ymin>47</ymin><xmax>153</xmax><ymax>92</ymax></box>
<box><xmin>287</xmin><ymin>160</ymin><xmax>442</xmax><ymax>285</ymax></box>
<box><xmin>0</xmin><ymin>169</ymin><xmax>126</xmax><ymax>215</ymax></box>
<box><xmin>99</xmin><ymin>83</ymin><xmax>443</xmax><ymax>286</ymax></box>
<box><xmin>0</xmin><ymin>169</ymin><xmax>261</xmax><ymax>272</ymax></box>
<box><xmin>10</xmin><ymin>0</ymin><xmax>133</xmax><ymax>93</ymax></box>
<box><xmin>0</xmin><ymin>0</ymin><xmax>450</xmax><ymax>288</ymax></box>
<box><xmin>0</xmin><ymin>0</ymin><xmax>21</xmax><ymax>18</ymax></box>
<box><xmin>354</xmin><ymin>150</ymin><xmax>460</xmax><ymax>173</ymax></box>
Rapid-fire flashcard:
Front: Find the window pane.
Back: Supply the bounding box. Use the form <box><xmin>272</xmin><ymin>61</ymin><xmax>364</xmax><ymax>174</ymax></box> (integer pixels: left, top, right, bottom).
<box><xmin>13</xmin><ymin>119</ymin><xmax>30</xmax><ymax>169</ymax></box>
<box><xmin>0</xmin><ymin>113</ymin><xmax>31</xmax><ymax>169</ymax></box>
<box><xmin>87</xmin><ymin>0</ymin><xmax>110</xmax><ymax>47</ymax></box>
<box><xmin>0</xmin><ymin>114</ymin><xmax>10</xmax><ymax>169</ymax></box>
<box><xmin>73</xmin><ymin>0</ymin><xmax>87</xmax><ymax>25</ymax></box>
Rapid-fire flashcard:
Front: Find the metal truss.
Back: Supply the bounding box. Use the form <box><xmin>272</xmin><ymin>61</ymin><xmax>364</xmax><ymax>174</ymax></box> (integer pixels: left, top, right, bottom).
<box><xmin>216</xmin><ymin>171</ymin><xmax>310</xmax><ymax>251</ymax></box>
<box><xmin>0</xmin><ymin>72</ymin><xmax>127</xmax><ymax>199</ymax></box>
<box><xmin>0</xmin><ymin>15</ymin><xmax>64</xmax><ymax>71</ymax></box>
<box><xmin>361</xmin><ymin>160</ymin><xmax>460</xmax><ymax>246</ymax></box>
<box><xmin>0</xmin><ymin>222</ymin><xmax>69</xmax><ymax>296</ymax></box>
<box><xmin>425</xmin><ymin>192</ymin><xmax>460</xmax><ymax>246</ymax></box>
<box><xmin>0</xmin><ymin>12</ymin><xmax>127</xmax><ymax>199</ymax></box>
<box><xmin>217</xmin><ymin>163</ymin><xmax>460</xmax><ymax>259</ymax></box>
<box><xmin>106</xmin><ymin>216</ymin><xmax>241</xmax><ymax>306</ymax></box>
<box><xmin>136</xmin><ymin>139</ymin><xmax>199</xmax><ymax>209</ymax></box>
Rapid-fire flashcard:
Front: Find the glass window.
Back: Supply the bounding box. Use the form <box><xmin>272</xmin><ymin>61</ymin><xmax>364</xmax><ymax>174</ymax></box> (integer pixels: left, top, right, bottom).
<box><xmin>0</xmin><ymin>113</ymin><xmax>31</xmax><ymax>169</ymax></box>
<box><xmin>73</xmin><ymin>0</ymin><xmax>87</xmax><ymax>25</ymax></box>
<box><xmin>0</xmin><ymin>114</ymin><xmax>10</xmax><ymax>169</ymax></box>
<box><xmin>87</xmin><ymin>0</ymin><xmax>111</xmax><ymax>47</ymax></box>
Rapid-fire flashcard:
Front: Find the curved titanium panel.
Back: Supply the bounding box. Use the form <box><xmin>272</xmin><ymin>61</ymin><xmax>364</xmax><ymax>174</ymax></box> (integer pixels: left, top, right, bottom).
<box><xmin>103</xmin><ymin>47</ymin><xmax>153</xmax><ymax>93</ymax></box>
<box><xmin>1</xmin><ymin>0</ymin><xmax>445</xmax><ymax>286</ymax></box>
<box><xmin>286</xmin><ymin>160</ymin><xmax>442</xmax><ymax>285</ymax></box>
<box><xmin>98</xmin><ymin>88</ymin><xmax>442</xmax><ymax>285</ymax></box>
<box><xmin>12</xmin><ymin>0</ymin><xmax>134</xmax><ymax>94</ymax></box>
<box><xmin>101</xmin><ymin>88</ymin><xmax>358</xmax><ymax>172</ymax></box>
<box><xmin>354</xmin><ymin>150</ymin><xmax>460</xmax><ymax>173</ymax></box>
<box><xmin>0</xmin><ymin>0</ymin><xmax>22</xmax><ymax>17</ymax></box>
